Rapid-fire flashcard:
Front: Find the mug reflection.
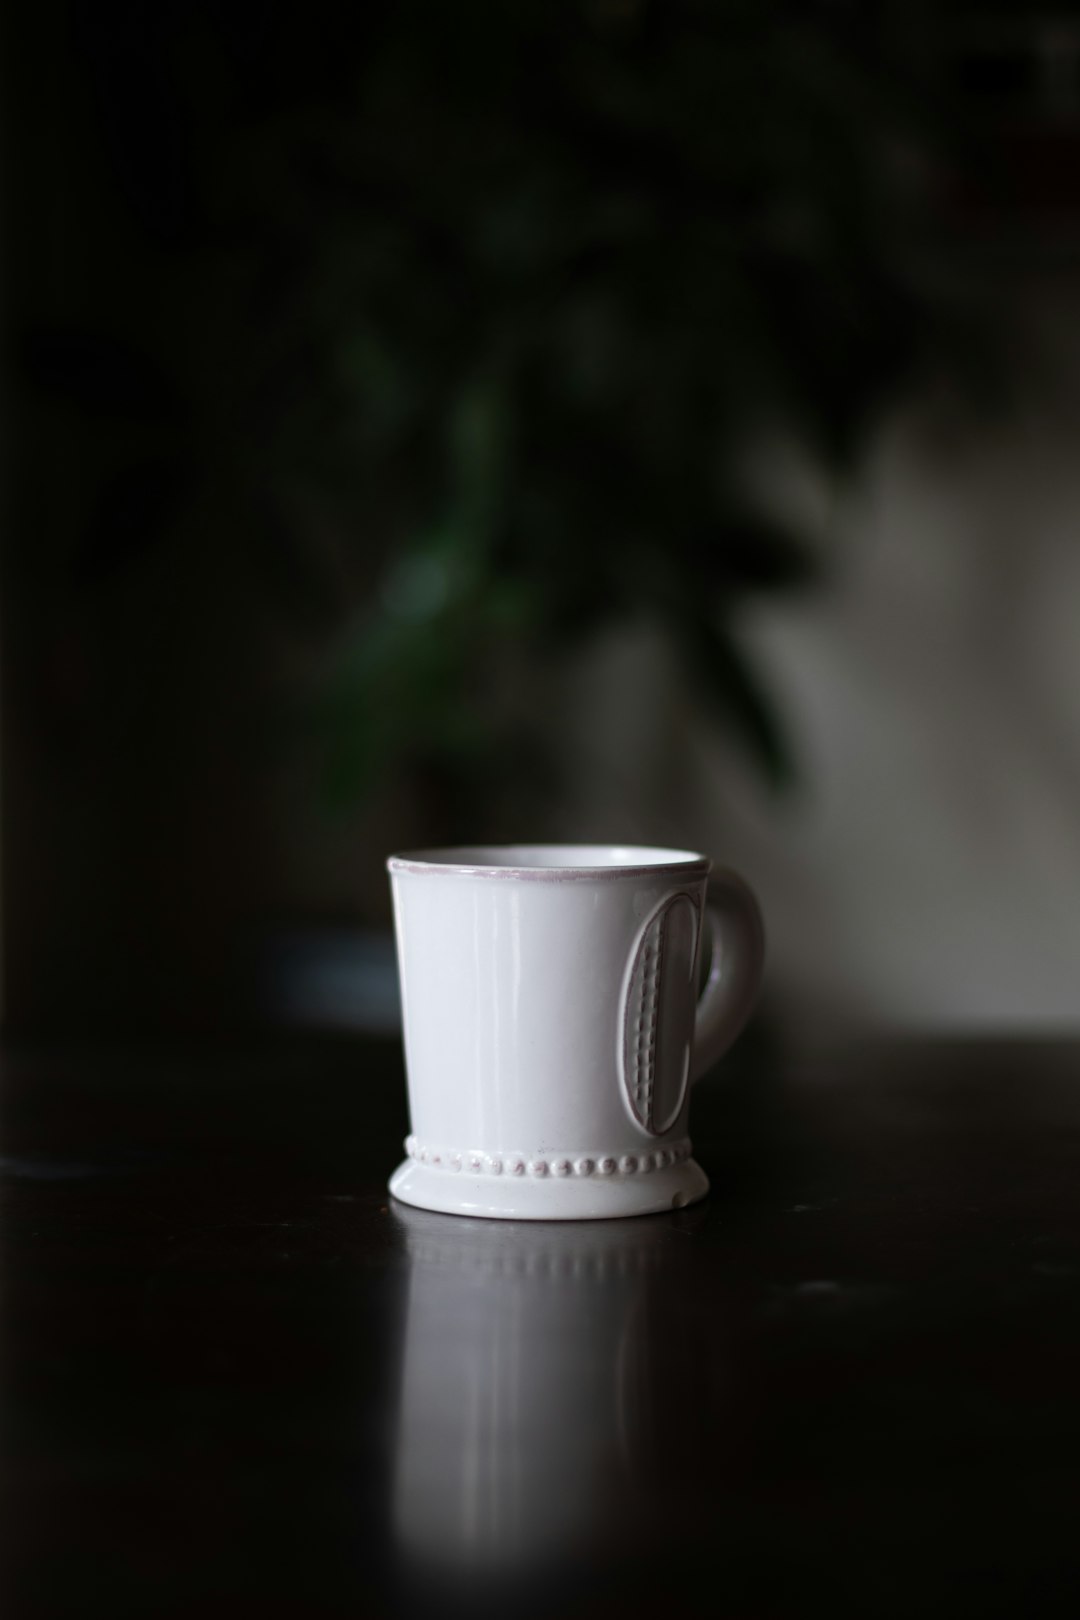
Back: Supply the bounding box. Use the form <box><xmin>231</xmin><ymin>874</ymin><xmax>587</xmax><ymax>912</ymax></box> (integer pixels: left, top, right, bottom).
<box><xmin>390</xmin><ymin>1204</ymin><xmax>711</xmax><ymax>1590</ymax></box>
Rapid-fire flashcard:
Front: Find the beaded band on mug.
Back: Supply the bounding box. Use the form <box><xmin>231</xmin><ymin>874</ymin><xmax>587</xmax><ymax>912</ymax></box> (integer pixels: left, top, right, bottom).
<box><xmin>403</xmin><ymin>1135</ymin><xmax>693</xmax><ymax>1178</ymax></box>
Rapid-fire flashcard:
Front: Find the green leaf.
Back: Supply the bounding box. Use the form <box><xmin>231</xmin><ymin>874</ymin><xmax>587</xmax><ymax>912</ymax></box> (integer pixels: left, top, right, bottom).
<box><xmin>679</xmin><ymin>614</ymin><xmax>796</xmax><ymax>792</ymax></box>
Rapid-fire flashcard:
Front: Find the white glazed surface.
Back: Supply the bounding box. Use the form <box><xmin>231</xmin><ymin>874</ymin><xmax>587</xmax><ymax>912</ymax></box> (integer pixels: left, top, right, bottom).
<box><xmin>387</xmin><ymin>844</ymin><xmax>761</xmax><ymax>1220</ymax></box>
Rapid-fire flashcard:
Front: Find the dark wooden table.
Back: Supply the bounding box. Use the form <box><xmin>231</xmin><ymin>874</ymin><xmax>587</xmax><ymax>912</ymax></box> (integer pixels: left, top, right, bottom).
<box><xmin>3</xmin><ymin>1035</ymin><xmax>1080</xmax><ymax>1619</ymax></box>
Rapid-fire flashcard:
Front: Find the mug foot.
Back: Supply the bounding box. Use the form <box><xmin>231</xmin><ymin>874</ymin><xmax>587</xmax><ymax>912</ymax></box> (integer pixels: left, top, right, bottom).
<box><xmin>387</xmin><ymin>1156</ymin><xmax>709</xmax><ymax>1221</ymax></box>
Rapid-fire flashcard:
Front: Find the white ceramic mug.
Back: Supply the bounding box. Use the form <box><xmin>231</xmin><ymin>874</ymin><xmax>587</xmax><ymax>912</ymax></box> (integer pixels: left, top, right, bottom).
<box><xmin>387</xmin><ymin>844</ymin><xmax>764</xmax><ymax>1220</ymax></box>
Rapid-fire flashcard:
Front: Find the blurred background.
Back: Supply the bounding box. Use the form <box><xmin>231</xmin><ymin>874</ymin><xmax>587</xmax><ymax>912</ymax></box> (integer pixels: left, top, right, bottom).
<box><xmin>3</xmin><ymin>0</ymin><xmax>1079</xmax><ymax>1043</ymax></box>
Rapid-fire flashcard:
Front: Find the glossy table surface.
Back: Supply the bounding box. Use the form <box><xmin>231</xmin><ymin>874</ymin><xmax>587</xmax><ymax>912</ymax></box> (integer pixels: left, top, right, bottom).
<box><xmin>3</xmin><ymin>1034</ymin><xmax>1080</xmax><ymax>1618</ymax></box>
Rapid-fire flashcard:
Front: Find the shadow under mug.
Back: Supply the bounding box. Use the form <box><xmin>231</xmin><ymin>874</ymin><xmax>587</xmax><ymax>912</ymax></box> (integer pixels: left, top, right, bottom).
<box><xmin>387</xmin><ymin>844</ymin><xmax>764</xmax><ymax>1220</ymax></box>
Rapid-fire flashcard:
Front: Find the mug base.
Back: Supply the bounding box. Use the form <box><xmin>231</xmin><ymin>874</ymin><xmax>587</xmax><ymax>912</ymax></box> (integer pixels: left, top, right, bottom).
<box><xmin>387</xmin><ymin>1156</ymin><xmax>709</xmax><ymax>1221</ymax></box>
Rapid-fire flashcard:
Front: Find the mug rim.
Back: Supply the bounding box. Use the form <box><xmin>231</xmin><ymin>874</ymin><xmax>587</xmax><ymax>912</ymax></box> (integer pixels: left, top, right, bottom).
<box><xmin>386</xmin><ymin>844</ymin><xmax>711</xmax><ymax>882</ymax></box>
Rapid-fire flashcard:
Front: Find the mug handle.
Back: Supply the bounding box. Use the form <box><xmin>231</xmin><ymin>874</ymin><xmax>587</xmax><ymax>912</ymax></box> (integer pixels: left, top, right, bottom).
<box><xmin>690</xmin><ymin>869</ymin><xmax>766</xmax><ymax>1083</ymax></box>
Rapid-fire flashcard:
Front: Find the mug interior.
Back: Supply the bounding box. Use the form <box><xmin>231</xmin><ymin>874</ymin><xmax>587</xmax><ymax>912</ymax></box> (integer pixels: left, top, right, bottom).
<box><xmin>387</xmin><ymin>844</ymin><xmax>709</xmax><ymax>878</ymax></box>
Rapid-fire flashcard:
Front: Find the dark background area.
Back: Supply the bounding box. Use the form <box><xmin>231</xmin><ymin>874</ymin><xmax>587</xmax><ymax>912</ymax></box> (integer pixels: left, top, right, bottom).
<box><xmin>3</xmin><ymin>1</ymin><xmax>1076</xmax><ymax>1038</ymax></box>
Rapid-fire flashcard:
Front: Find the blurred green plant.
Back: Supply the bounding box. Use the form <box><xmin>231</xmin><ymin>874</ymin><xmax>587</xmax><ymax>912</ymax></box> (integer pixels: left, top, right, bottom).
<box><xmin>24</xmin><ymin>0</ymin><xmax>978</xmax><ymax>832</ymax></box>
